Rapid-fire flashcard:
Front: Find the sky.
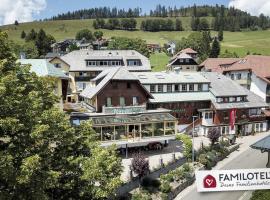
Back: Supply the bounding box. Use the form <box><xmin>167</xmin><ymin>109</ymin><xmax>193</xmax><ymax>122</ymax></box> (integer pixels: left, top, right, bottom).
<box><xmin>0</xmin><ymin>0</ymin><xmax>270</xmax><ymax>25</ymax></box>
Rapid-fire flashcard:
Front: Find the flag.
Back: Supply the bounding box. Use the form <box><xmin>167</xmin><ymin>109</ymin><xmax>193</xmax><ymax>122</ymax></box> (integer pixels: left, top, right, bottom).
<box><xmin>230</xmin><ymin>108</ymin><xmax>236</xmax><ymax>130</ymax></box>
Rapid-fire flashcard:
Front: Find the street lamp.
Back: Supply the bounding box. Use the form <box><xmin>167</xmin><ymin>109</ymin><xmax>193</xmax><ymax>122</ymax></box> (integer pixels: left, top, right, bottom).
<box><xmin>192</xmin><ymin>115</ymin><xmax>198</xmax><ymax>163</ymax></box>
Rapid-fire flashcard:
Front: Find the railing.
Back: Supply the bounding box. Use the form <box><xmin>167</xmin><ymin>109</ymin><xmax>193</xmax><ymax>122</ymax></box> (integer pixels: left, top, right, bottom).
<box><xmin>183</xmin><ymin>118</ymin><xmax>202</xmax><ymax>135</ymax></box>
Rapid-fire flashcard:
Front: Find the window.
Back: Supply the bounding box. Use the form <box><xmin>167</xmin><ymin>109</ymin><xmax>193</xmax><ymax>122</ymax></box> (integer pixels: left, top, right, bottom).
<box><xmin>231</xmin><ymin>74</ymin><xmax>235</xmax><ymax>80</ymax></box>
<box><xmin>217</xmin><ymin>98</ymin><xmax>223</xmax><ymax>103</ymax></box>
<box><xmin>174</xmin><ymin>84</ymin><xmax>179</xmax><ymax>92</ymax></box>
<box><xmin>237</xmin><ymin>73</ymin><xmax>242</xmax><ymax>80</ymax></box>
<box><xmin>205</xmin><ymin>112</ymin><xmax>213</xmax><ymax>119</ymax></box>
<box><xmin>186</xmin><ymin>59</ymin><xmax>189</xmax><ymax>63</ymax></box>
<box><xmin>79</xmin><ymin>72</ymin><xmax>83</xmax><ymax>77</ymax></box>
<box><xmin>127</xmin><ymin>82</ymin><xmax>131</xmax><ymax>89</ymax></box>
<box><xmin>157</xmin><ymin>84</ymin><xmax>163</xmax><ymax>93</ymax></box>
<box><xmin>54</xmin><ymin>63</ymin><xmax>61</xmax><ymax>68</ymax></box>
<box><xmin>182</xmin><ymin>84</ymin><xmax>187</xmax><ymax>91</ymax></box>
<box><xmin>106</xmin><ymin>97</ymin><xmax>112</xmax><ymax>107</ymax></box>
<box><xmin>150</xmin><ymin>85</ymin><xmax>155</xmax><ymax>93</ymax></box>
<box><xmin>198</xmin><ymin>84</ymin><xmax>202</xmax><ymax>91</ymax></box>
<box><xmin>189</xmin><ymin>84</ymin><xmax>194</xmax><ymax>91</ymax></box>
<box><xmin>167</xmin><ymin>84</ymin><xmax>172</xmax><ymax>92</ymax></box>
<box><xmin>132</xmin><ymin>97</ymin><xmax>138</xmax><ymax>105</ymax></box>
<box><xmin>120</xmin><ymin>97</ymin><xmax>125</xmax><ymax>106</ymax></box>
<box><xmin>249</xmin><ymin>108</ymin><xmax>261</xmax><ymax>116</ymax></box>
<box><xmin>180</xmin><ymin>59</ymin><xmax>184</xmax><ymax>63</ymax></box>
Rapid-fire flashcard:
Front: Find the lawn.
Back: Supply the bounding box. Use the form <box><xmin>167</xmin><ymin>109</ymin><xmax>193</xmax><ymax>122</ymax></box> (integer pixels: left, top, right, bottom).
<box><xmin>1</xmin><ymin>17</ymin><xmax>270</xmax><ymax>58</ymax></box>
<box><xmin>150</xmin><ymin>52</ymin><xmax>170</xmax><ymax>72</ymax></box>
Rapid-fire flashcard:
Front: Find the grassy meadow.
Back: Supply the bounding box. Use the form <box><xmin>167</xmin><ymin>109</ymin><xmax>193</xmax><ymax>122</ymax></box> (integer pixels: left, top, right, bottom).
<box><xmin>1</xmin><ymin>17</ymin><xmax>270</xmax><ymax>69</ymax></box>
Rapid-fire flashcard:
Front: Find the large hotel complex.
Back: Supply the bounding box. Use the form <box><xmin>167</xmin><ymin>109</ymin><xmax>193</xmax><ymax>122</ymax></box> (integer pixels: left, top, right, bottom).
<box><xmin>19</xmin><ymin>48</ymin><xmax>270</xmax><ymax>147</ymax></box>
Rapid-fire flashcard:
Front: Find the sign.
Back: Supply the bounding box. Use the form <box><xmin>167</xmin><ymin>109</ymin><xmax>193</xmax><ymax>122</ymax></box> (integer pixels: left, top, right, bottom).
<box><xmin>103</xmin><ymin>105</ymin><xmax>146</xmax><ymax>114</ymax></box>
<box><xmin>230</xmin><ymin>108</ymin><xmax>236</xmax><ymax>130</ymax></box>
<box><xmin>196</xmin><ymin>168</ymin><xmax>270</xmax><ymax>192</ymax></box>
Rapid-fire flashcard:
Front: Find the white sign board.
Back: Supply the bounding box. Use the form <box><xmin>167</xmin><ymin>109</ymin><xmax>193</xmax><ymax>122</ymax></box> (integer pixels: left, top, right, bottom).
<box><xmin>196</xmin><ymin>168</ymin><xmax>270</xmax><ymax>192</ymax></box>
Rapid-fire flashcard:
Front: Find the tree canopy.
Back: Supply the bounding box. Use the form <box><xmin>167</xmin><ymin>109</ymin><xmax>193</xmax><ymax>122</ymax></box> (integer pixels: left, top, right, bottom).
<box><xmin>75</xmin><ymin>29</ymin><xmax>94</xmax><ymax>41</ymax></box>
<box><xmin>108</xmin><ymin>37</ymin><xmax>150</xmax><ymax>57</ymax></box>
<box><xmin>0</xmin><ymin>31</ymin><xmax>122</xmax><ymax>199</ymax></box>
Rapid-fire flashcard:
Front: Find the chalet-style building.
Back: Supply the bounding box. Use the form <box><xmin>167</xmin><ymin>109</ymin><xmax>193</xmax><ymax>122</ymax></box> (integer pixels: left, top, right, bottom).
<box><xmin>198</xmin><ymin>72</ymin><xmax>268</xmax><ymax>136</ymax></box>
<box><xmin>49</xmin><ymin>50</ymin><xmax>151</xmax><ymax>102</ymax></box>
<box><xmin>172</xmin><ymin>48</ymin><xmax>198</xmax><ymax>60</ymax></box>
<box><xmin>134</xmin><ymin>71</ymin><xmax>212</xmax><ymax>127</ymax></box>
<box><xmin>200</xmin><ymin>56</ymin><xmax>270</xmax><ymax>104</ymax></box>
<box><xmin>134</xmin><ymin>71</ymin><xmax>268</xmax><ymax>135</ymax></box>
<box><xmin>199</xmin><ymin>58</ymin><xmax>240</xmax><ymax>72</ymax></box>
<box><xmin>71</xmin><ymin>67</ymin><xmax>178</xmax><ymax>147</ymax></box>
<box><xmin>19</xmin><ymin>59</ymin><xmax>69</xmax><ymax>110</ymax></box>
<box><xmin>167</xmin><ymin>53</ymin><xmax>199</xmax><ymax>71</ymax></box>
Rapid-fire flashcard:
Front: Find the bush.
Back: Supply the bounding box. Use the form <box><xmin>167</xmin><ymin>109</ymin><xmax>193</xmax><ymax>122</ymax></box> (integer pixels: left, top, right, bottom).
<box><xmin>131</xmin><ymin>190</ymin><xmax>151</xmax><ymax>200</ymax></box>
<box><xmin>160</xmin><ymin>173</ymin><xmax>174</xmax><ymax>182</ymax></box>
<box><xmin>174</xmin><ymin>168</ymin><xmax>185</xmax><ymax>181</ymax></box>
<box><xmin>176</xmin><ymin>134</ymin><xmax>192</xmax><ymax>160</ymax></box>
<box><xmin>160</xmin><ymin>181</ymin><xmax>171</xmax><ymax>193</ymax></box>
<box><xmin>182</xmin><ymin>163</ymin><xmax>191</xmax><ymax>172</ymax></box>
<box><xmin>160</xmin><ymin>193</ymin><xmax>168</xmax><ymax>200</ymax></box>
<box><xmin>251</xmin><ymin>190</ymin><xmax>270</xmax><ymax>200</ymax></box>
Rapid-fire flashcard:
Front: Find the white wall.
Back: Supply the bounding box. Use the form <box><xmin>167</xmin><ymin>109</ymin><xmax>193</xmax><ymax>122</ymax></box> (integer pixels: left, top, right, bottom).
<box><xmin>250</xmin><ymin>73</ymin><xmax>267</xmax><ymax>101</ymax></box>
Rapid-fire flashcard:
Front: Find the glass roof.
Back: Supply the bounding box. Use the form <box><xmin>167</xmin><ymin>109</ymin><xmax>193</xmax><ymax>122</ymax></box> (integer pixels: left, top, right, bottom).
<box><xmin>91</xmin><ymin>113</ymin><xmax>176</xmax><ymax>126</ymax></box>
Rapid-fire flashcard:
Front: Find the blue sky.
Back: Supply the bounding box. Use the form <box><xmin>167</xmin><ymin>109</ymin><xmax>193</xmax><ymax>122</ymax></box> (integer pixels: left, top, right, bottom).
<box><xmin>37</xmin><ymin>0</ymin><xmax>230</xmax><ymax>20</ymax></box>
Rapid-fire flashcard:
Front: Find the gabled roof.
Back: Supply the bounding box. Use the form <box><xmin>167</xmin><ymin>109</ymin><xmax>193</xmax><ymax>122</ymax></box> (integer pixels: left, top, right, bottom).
<box><xmin>202</xmin><ymin>72</ymin><xmax>247</xmax><ymax>97</ymax></box>
<box><xmin>168</xmin><ymin>53</ymin><xmax>197</xmax><ymax>67</ymax></box>
<box><xmin>171</xmin><ymin>48</ymin><xmax>198</xmax><ymax>61</ymax></box>
<box><xmin>18</xmin><ymin>59</ymin><xmax>68</xmax><ymax>79</ymax></box>
<box><xmin>180</xmin><ymin>48</ymin><xmax>198</xmax><ymax>54</ymax></box>
<box><xmin>199</xmin><ymin>58</ymin><xmax>240</xmax><ymax>72</ymax></box>
<box><xmin>223</xmin><ymin>55</ymin><xmax>270</xmax><ymax>83</ymax></box>
<box><xmin>60</xmin><ymin>50</ymin><xmax>151</xmax><ymax>72</ymax></box>
<box><xmin>80</xmin><ymin>67</ymin><xmax>153</xmax><ymax>99</ymax></box>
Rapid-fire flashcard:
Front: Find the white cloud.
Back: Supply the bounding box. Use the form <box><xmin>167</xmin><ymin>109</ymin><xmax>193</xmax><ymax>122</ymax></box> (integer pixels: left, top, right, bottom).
<box><xmin>0</xmin><ymin>0</ymin><xmax>46</xmax><ymax>25</ymax></box>
<box><xmin>229</xmin><ymin>0</ymin><xmax>270</xmax><ymax>16</ymax></box>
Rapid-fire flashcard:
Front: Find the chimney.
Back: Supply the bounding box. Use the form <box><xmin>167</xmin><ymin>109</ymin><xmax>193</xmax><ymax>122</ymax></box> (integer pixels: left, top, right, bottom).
<box><xmin>174</xmin><ymin>67</ymin><xmax>181</xmax><ymax>74</ymax></box>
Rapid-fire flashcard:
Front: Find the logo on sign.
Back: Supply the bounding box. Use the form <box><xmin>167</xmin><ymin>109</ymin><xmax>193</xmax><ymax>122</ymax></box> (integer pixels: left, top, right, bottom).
<box><xmin>203</xmin><ymin>175</ymin><xmax>217</xmax><ymax>188</ymax></box>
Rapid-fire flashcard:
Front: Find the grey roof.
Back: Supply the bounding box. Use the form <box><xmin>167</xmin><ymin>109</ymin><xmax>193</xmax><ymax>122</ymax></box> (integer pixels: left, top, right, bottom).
<box><xmin>150</xmin><ymin>92</ymin><xmax>213</xmax><ymax>103</ymax></box>
<box><xmin>134</xmin><ymin>71</ymin><xmax>210</xmax><ymax>84</ymax></box>
<box><xmin>202</xmin><ymin>72</ymin><xmax>247</xmax><ymax>97</ymax></box>
<box><xmin>60</xmin><ymin>50</ymin><xmax>151</xmax><ymax>72</ymax></box>
<box><xmin>80</xmin><ymin>67</ymin><xmax>152</xmax><ymax>99</ymax></box>
<box><xmin>211</xmin><ymin>88</ymin><xmax>268</xmax><ymax>110</ymax></box>
<box><xmin>18</xmin><ymin>59</ymin><xmax>68</xmax><ymax>79</ymax></box>
<box><xmin>251</xmin><ymin>135</ymin><xmax>270</xmax><ymax>151</ymax></box>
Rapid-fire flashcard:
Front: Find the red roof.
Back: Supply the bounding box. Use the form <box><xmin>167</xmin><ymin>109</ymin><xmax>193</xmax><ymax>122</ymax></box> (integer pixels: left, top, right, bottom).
<box><xmin>223</xmin><ymin>55</ymin><xmax>270</xmax><ymax>83</ymax></box>
<box><xmin>180</xmin><ymin>48</ymin><xmax>198</xmax><ymax>54</ymax></box>
<box><xmin>199</xmin><ymin>58</ymin><xmax>240</xmax><ymax>72</ymax></box>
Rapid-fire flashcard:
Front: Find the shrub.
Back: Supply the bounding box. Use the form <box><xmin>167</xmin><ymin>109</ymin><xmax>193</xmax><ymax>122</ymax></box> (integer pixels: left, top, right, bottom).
<box><xmin>208</xmin><ymin>127</ymin><xmax>221</xmax><ymax>146</ymax></box>
<box><xmin>141</xmin><ymin>177</ymin><xmax>152</xmax><ymax>188</ymax></box>
<box><xmin>182</xmin><ymin>163</ymin><xmax>191</xmax><ymax>172</ymax></box>
<box><xmin>131</xmin><ymin>152</ymin><xmax>149</xmax><ymax>179</ymax></box>
<box><xmin>160</xmin><ymin>181</ymin><xmax>171</xmax><ymax>193</ymax></box>
<box><xmin>160</xmin><ymin>173</ymin><xmax>174</xmax><ymax>182</ymax></box>
<box><xmin>131</xmin><ymin>190</ymin><xmax>151</xmax><ymax>200</ymax></box>
<box><xmin>176</xmin><ymin>134</ymin><xmax>192</xmax><ymax>160</ymax></box>
<box><xmin>174</xmin><ymin>168</ymin><xmax>185</xmax><ymax>181</ymax></box>
<box><xmin>160</xmin><ymin>193</ymin><xmax>168</xmax><ymax>200</ymax></box>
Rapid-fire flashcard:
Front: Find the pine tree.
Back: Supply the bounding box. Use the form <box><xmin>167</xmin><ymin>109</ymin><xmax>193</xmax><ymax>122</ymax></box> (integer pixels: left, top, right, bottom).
<box><xmin>218</xmin><ymin>28</ymin><xmax>223</xmax><ymax>41</ymax></box>
<box><xmin>210</xmin><ymin>37</ymin><xmax>220</xmax><ymax>58</ymax></box>
<box><xmin>21</xmin><ymin>30</ymin><xmax>26</xmax><ymax>39</ymax></box>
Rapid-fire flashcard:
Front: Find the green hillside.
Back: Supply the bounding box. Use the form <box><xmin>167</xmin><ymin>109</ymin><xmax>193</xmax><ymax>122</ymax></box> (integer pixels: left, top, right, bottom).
<box><xmin>1</xmin><ymin>17</ymin><xmax>270</xmax><ymax>59</ymax></box>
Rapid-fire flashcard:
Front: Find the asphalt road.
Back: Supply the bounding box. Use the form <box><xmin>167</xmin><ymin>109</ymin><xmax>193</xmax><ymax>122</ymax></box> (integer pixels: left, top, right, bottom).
<box><xmin>175</xmin><ymin>148</ymin><xmax>268</xmax><ymax>200</ymax></box>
